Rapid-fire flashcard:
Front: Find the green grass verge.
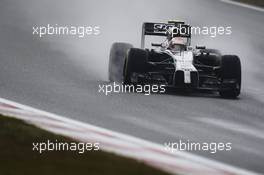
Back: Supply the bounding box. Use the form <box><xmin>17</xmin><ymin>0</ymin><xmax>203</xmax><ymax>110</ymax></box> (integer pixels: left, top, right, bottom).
<box><xmin>0</xmin><ymin>114</ymin><xmax>171</xmax><ymax>175</ymax></box>
<box><xmin>232</xmin><ymin>0</ymin><xmax>264</xmax><ymax>8</ymax></box>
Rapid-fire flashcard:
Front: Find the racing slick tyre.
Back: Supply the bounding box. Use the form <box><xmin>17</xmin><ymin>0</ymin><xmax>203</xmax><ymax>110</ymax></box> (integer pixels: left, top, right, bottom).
<box><xmin>219</xmin><ymin>55</ymin><xmax>241</xmax><ymax>98</ymax></box>
<box><xmin>123</xmin><ymin>48</ymin><xmax>148</xmax><ymax>84</ymax></box>
<box><xmin>108</xmin><ymin>42</ymin><xmax>133</xmax><ymax>82</ymax></box>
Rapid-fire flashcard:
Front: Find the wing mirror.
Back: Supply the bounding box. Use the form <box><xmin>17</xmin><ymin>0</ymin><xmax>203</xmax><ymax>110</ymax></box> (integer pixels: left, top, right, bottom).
<box><xmin>187</xmin><ymin>46</ymin><xmax>193</xmax><ymax>50</ymax></box>
<box><xmin>196</xmin><ymin>45</ymin><xmax>206</xmax><ymax>49</ymax></box>
<box><xmin>151</xmin><ymin>43</ymin><xmax>162</xmax><ymax>47</ymax></box>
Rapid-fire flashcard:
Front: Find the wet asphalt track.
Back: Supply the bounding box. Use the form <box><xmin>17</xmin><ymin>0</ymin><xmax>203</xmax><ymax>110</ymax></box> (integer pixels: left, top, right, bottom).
<box><xmin>0</xmin><ymin>0</ymin><xmax>264</xmax><ymax>173</ymax></box>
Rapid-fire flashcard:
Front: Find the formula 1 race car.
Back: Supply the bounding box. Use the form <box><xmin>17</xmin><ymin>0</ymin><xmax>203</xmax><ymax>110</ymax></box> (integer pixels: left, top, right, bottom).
<box><xmin>108</xmin><ymin>21</ymin><xmax>241</xmax><ymax>98</ymax></box>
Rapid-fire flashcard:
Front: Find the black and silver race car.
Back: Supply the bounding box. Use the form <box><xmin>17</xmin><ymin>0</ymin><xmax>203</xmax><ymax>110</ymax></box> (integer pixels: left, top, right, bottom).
<box><xmin>108</xmin><ymin>21</ymin><xmax>241</xmax><ymax>98</ymax></box>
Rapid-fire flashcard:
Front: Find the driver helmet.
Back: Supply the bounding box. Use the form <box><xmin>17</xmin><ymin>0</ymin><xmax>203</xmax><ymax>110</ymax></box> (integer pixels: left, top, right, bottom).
<box><xmin>168</xmin><ymin>37</ymin><xmax>186</xmax><ymax>52</ymax></box>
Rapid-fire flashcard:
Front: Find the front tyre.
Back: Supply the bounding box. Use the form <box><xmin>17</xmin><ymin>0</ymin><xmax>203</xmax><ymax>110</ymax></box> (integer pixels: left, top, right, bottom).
<box><xmin>108</xmin><ymin>42</ymin><xmax>133</xmax><ymax>82</ymax></box>
<box><xmin>219</xmin><ymin>55</ymin><xmax>241</xmax><ymax>98</ymax></box>
<box><xmin>123</xmin><ymin>48</ymin><xmax>148</xmax><ymax>84</ymax></box>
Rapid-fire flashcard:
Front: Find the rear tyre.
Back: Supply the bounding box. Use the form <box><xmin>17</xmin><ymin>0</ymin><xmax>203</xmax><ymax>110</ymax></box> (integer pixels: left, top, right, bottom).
<box><xmin>108</xmin><ymin>42</ymin><xmax>133</xmax><ymax>82</ymax></box>
<box><xmin>123</xmin><ymin>48</ymin><xmax>148</xmax><ymax>84</ymax></box>
<box><xmin>219</xmin><ymin>55</ymin><xmax>241</xmax><ymax>98</ymax></box>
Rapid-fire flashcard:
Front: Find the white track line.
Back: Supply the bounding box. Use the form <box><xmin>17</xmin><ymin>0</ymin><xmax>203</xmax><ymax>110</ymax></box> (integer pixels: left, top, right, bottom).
<box><xmin>221</xmin><ymin>0</ymin><xmax>264</xmax><ymax>12</ymax></box>
<box><xmin>0</xmin><ymin>97</ymin><xmax>260</xmax><ymax>175</ymax></box>
<box><xmin>194</xmin><ymin>117</ymin><xmax>264</xmax><ymax>140</ymax></box>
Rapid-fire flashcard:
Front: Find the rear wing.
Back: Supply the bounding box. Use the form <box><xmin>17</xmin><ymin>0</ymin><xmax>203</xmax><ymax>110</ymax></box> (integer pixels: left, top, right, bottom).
<box><xmin>141</xmin><ymin>22</ymin><xmax>191</xmax><ymax>48</ymax></box>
